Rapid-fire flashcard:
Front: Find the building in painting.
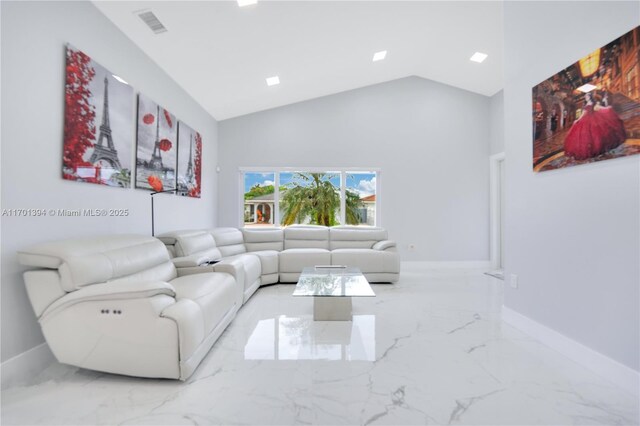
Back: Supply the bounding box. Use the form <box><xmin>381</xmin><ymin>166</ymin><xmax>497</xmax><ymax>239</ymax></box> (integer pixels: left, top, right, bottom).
<box><xmin>532</xmin><ymin>26</ymin><xmax>640</xmax><ymax>171</ymax></box>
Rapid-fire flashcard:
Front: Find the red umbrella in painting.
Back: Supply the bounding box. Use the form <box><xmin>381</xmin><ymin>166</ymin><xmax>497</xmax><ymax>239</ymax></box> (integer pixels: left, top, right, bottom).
<box><xmin>158</xmin><ymin>139</ymin><xmax>172</xmax><ymax>152</ymax></box>
<box><xmin>163</xmin><ymin>109</ymin><xmax>173</xmax><ymax>128</ymax></box>
<box><xmin>148</xmin><ymin>175</ymin><xmax>163</xmax><ymax>192</ymax></box>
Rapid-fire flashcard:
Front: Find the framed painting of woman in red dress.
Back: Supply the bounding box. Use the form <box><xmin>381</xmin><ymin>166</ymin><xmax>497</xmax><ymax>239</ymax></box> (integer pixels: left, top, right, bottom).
<box><xmin>532</xmin><ymin>25</ymin><xmax>640</xmax><ymax>172</ymax></box>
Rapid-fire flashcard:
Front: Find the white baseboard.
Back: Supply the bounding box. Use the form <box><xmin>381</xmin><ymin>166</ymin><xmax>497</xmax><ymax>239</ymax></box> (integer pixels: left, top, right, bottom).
<box><xmin>502</xmin><ymin>306</ymin><xmax>639</xmax><ymax>396</ymax></box>
<box><xmin>402</xmin><ymin>260</ymin><xmax>492</xmax><ymax>269</ymax></box>
<box><xmin>1</xmin><ymin>342</ymin><xmax>54</xmax><ymax>390</ymax></box>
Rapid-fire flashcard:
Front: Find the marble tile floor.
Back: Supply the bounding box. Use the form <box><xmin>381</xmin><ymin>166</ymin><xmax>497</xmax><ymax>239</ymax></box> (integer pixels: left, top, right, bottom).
<box><xmin>2</xmin><ymin>265</ymin><xmax>638</xmax><ymax>425</ymax></box>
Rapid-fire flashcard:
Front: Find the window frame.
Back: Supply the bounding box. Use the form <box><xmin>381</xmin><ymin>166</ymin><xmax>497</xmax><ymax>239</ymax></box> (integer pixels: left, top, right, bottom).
<box><xmin>239</xmin><ymin>167</ymin><xmax>381</xmax><ymax>228</ymax></box>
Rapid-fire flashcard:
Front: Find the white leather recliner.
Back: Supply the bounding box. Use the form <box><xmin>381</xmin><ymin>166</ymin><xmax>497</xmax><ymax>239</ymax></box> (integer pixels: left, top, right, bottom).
<box><xmin>158</xmin><ymin>229</ymin><xmax>263</xmax><ymax>304</ymax></box>
<box><xmin>328</xmin><ymin>226</ymin><xmax>400</xmax><ymax>283</ymax></box>
<box><xmin>18</xmin><ymin>235</ymin><xmax>240</xmax><ymax>380</ymax></box>
<box><xmin>239</xmin><ymin>228</ymin><xmax>282</xmax><ymax>285</ymax></box>
<box><xmin>278</xmin><ymin>225</ymin><xmax>332</xmax><ymax>282</ymax></box>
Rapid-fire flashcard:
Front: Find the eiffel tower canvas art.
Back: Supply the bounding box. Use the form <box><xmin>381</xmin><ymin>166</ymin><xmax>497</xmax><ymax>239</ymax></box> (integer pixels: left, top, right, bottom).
<box><xmin>135</xmin><ymin>94</ymin><xmax>177</xmax><ymax>192</ymax></box>
<box><xmin>176</xmin><ymin>121</ymin><xmax>202</xmax><ymax>198</ymax></box>
<box><xmin>62</xmin><ymin>45</ymin><xmax>133</xmax><ymax>187</ymax></box>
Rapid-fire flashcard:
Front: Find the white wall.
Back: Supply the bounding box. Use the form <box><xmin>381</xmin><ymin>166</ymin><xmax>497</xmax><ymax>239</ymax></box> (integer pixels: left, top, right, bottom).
<box><xmin>503</xmin><ymin>1</ymin><xmax>639</xmax><ymax>371</ymax></box>
<box><xmin>489</xmin><ymin>90</ymin><xmax>504</xmax><ymax>155</ymax></box>
<box><xmin>0</xmin><ymin>1</ymin><xmax>218</xmax><ymax>363</ymax></box>
<box><xmin>218</xmin><ymin>76</ymin><xmax>491</xmax><ymax>262</ymax></box>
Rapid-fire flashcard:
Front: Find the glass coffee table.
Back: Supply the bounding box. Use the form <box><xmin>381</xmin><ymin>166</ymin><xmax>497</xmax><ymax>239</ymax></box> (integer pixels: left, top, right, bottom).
<box><xmin>292</xmin><ymin>266</ymin><xmax>375</xmax><ymax>321</ymax></box>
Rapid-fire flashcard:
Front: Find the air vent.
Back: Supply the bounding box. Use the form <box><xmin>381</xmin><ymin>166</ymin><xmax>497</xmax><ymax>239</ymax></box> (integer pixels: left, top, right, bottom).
<box><xmin>136</xmin><ymin>10</ymin><xmax>167</xmax><ymax>34</ymax></box>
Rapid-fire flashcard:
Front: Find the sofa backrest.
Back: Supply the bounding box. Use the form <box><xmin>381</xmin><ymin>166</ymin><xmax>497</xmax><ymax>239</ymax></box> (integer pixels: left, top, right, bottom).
<box><xmin>17</xmin><ymin>235</ymin><xmax>177</xmax><ymax>292</ymax></box>
<box><xmin>242</xmin><ymin>228</ymin><xmax>284</xmax><ymax>252</ymax></box>
<box><xmin>211</xmin><ymin>228</ymin><xmax>247</xmax><ymax>257</ymax></box>
<box><xmin>175</xmin><ymin>232</ymin><xmax>220</xmax><ymax>258</ymax></box>
<box><xmin>157</xmin><ymin>230</ymin><xmax>223</xmax><ymax>263</ymax></box>
<box><xmin>283</xmin><ymin>225</ymin><xmax>329</xmax><ymax>250</ymax></box>
<box><xmin>329</xmin><ymin>226</ymin><xmax>388</xmax><ymax>250</ymax></box>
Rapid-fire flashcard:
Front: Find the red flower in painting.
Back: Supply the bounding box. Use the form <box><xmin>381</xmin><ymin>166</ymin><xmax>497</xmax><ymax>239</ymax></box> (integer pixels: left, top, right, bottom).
<box><xmin>143</xmin><ymin>114</ymin><xmax>154</xmax><ymax>125</ymax></box>
<box><xmin>188</xmin><ymin>132</ymin><xmax>202</xmax><ymax>198</ymax></box>
<box><xmin>163</xmin><ymin>109</ymin><xmax>173</xmax><ymax>128</ymax></box>
<box><xmin>158</xmin><ymin>139</ymin><xmax>172</xmax><ymax>152</ymax></box>
<box><xmin>148</xmin><ymin>175</ymin><xmax>163</xmax><ymax>192</ymax></box>
<box><xmin>63</xmin><ymin>47</ymin><xmax>96</xmax><ymax>178</ymax></box>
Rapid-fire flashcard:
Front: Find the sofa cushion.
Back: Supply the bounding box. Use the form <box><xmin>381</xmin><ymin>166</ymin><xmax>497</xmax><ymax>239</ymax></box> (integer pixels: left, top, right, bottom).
<box><xmin>279</xmin><ymin>248</ymin><xmax>331</xmax><ymax>272</ymax></box>
<box><xmin>247</xmin><ymin>250</ymin><xmax>279</xmax><ymax>276</ymax></box>
<box><xmin>284</xmin><ymin>225</ymin><xmax>329</xmax><ymax>250</ymax></box>
<box><xmin>331</xmin><ymin>249</ymin><xmax>400</xmax><ymax>274</ymax></box>
<box><xmin>155</xmin><ymin>229</ymin><xmax>203</xmax><ymax>246</ymax></box>
<box><xmin>261</xmin><ymin>273</ymin><xmax>279</xmax><ymax>285</ymax></box>
<box><xmin>18</xmin><ymin>235</ymin><xmax>175</xmax><ymax>292</ymax></box>
<box><xmin>242</xmin><ymin>228</ymin><xmax>284</xmax><ymax>252</ymax></box>
<box><xmin>329</xmin><ymin>226</ymin><xmax>388</xmax><ymax>250</ymax></box>
<box><xmin>169</xmin><ymin>273</ymin><xmax>236</xmax><ymax>335</ymax></box>
<box><xmin>211</xmin><ymin>228</ymin><xmax>247</xmax><ymax>257</ymax></box>
<box><xmin>175</xmin><ymin>233</ymin><xmax>219</xmax><ymax>258</ymax></box>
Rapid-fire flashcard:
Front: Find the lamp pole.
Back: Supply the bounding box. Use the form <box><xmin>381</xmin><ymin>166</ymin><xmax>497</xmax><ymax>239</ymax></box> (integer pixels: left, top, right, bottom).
<box><xmin>150</xmin><ymin>189</ymin><xmax>177</xmax><ymax>236</ymax></box>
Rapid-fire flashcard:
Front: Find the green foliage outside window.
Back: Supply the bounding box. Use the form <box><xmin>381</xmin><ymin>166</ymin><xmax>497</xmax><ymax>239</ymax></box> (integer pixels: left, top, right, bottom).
<box><xmin>280</xmin><ymin>173</ymin><xmax>363</xmax><ymax>226</ymax></box>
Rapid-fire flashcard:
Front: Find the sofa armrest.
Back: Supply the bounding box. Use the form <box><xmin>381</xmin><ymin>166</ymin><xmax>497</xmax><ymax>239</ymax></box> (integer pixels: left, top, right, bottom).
<box><xmin>212</xmin><ymin>259</ymin><xmax>245</xmax><ymax>307</ymax></box>
<box><xmin>176</xmin><ymin>265</ymin><xmax>215</xmax><ymax>276</ymax></box>
<box><xmin>172</xmin><ymin>253</ymin><xmax>219</xmax><ymax>268</ymax></box>
<box><xmin>212</xmin><ymin>259</ymin><xmax>245</xmax><ymax>283</ymax></box>
<box><xmin>372</xmin><ymin>240</ymin><xmax>396</xmax><ymax>251</ymax></box>
<box><xmin>40</xmin><ymin>280</ymin><xmax>176</xmax><ymax>321</ymax></box>
<box><xmin>161</xmin><ymin>299</ymin><xmax>205</xmax><ymax>365</ymax></box>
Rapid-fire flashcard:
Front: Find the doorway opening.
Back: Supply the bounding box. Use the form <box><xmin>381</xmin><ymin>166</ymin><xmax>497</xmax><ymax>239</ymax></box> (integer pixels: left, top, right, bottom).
<box><xmin>489</xmin><ymin>152</ymin><xmax>505</xmax><ymax>279</ymax></box>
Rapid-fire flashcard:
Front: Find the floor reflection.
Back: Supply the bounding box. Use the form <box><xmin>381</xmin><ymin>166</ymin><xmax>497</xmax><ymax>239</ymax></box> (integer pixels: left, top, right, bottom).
<box><xmin>244</xmin><ymin>315</ymin><xmax>375</xmax><ymax>361</ymax></box>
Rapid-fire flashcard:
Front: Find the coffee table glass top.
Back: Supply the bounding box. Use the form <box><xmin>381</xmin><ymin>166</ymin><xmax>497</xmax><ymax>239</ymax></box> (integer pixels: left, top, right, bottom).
<box><xmin>292</xmin><ymin>266</ymin><xmax>375</xmax><ymax>297</ymax></box>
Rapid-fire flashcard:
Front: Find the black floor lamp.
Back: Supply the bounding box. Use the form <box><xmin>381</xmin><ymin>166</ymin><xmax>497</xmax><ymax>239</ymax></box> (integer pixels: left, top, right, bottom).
<box><xmin>150</xmin><ymin>189</ymin><xmax>177</xmax><ymax>236</ymax></box>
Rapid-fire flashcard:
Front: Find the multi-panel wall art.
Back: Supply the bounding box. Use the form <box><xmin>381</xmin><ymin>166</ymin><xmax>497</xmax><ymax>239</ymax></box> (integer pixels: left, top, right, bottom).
<box><xmin>176</xmin><ymin>121</ymin><xmax>203</xmax><ymax>198</ymax></box>
<box><xmin>532</xmin><ymin>25</ymin><xmax>640</xmax><ymax>172</ymax></box>
<box><xmin>62</xmin><ymin>45</ymin><xmax>134</xmax><ymax>187</ymax></box>
<box><xmin>135</xmin><ymin>94</ymin><xmax>178</xmax><ymax>192</ymax></box>
<box><xmin>60</xmin><ymin>44</ymin><xmax>206</xmax><ymax>198</ymax></box>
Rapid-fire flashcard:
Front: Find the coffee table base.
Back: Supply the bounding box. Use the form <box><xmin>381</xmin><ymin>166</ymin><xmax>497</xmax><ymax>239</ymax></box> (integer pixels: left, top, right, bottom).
<box><xmin>313</xmin><ymin>297</ymin><xmax>352</xmax><ymax>321</ymax></box>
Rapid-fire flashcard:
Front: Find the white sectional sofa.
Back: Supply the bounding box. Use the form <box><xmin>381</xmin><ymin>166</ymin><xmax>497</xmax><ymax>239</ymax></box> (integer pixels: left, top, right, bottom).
<box><xmin>159</xmin><ymin>225</ymin><xmax>400</xmax><ymax>284</ymax></box>
<box><xmin>17</xmin><ymin>235</ymin><xmax>240</xmax><ymax>380</ymax></box>
<box><xmin>18</xmin><ymin>225</ymin><xmax>399</xmax><ymax>380</ymax></box>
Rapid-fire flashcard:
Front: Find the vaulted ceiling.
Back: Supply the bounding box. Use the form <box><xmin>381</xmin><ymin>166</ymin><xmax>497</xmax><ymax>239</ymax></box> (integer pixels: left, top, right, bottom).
<box><xmin>94</xmin><ymin>1</ymin><xmax>504</xmax><ymax>120</ymax></box>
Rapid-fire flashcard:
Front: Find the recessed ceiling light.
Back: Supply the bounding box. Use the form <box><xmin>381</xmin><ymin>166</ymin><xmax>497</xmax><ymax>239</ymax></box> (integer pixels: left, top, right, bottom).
<box><xmin>372</xmin><ymin>50</ymin><xmax>387</xmax><ymax>62</ymax></box>
<box><xmin>577</xmin><ymin>83</ymin><xmax>597</xmax><ymax>93</ymax></box>
<box><xmin>470</xmin><ymin>52</ymin><xmax>488</xmax><ymax>63</ymax></box>
<box><xmin>112</xmin><ymin>74</ymin><xmax>129</xmax><ymax>85</ymax></box>
<box><xmin>237</xmin><ymin>0</ymin><xmax>258</xmax><ymax>7</ymax></box>
<box><xmin>266</xmin><ymin>76</ymin><xmax>280</xmax><ymax>86</ymax></box>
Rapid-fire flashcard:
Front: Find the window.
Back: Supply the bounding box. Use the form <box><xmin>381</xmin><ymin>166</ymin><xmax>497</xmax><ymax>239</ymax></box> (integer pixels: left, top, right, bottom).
<box><xmin>346</xmin><ymin>172</ymin><xmax>376</xmax><ymax>226</ymax></box>
<box><xmin>241</xmin><ymin>169</ymin><xmax>380</xmax><ymax>228</ymax></box>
